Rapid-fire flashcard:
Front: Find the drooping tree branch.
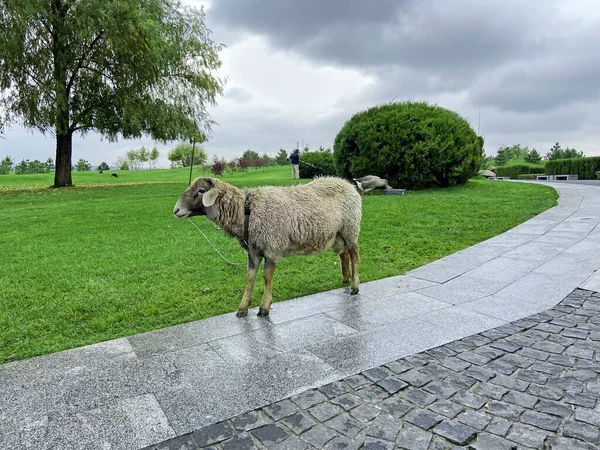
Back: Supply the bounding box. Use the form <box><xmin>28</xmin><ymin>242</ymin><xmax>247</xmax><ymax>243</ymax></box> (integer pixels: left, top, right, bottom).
<box><xmin>66</xmin><ymin>30</ymin><xmax>105</xmax><ymax>95</ymax></box>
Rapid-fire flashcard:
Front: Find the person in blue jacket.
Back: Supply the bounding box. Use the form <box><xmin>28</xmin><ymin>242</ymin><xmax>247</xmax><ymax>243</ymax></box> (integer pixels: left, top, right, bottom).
<box><xmin>289</xmin><ymin>148</ymin><xmax>300</xmax><ymax>179</ymax></box>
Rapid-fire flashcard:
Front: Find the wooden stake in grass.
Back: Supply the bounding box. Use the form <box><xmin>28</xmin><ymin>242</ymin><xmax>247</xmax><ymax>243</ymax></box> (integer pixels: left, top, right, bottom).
<box><xmin>188</xmin><ymin>138</ymin><xmax>196</xmax><ymax>186</ymax></box>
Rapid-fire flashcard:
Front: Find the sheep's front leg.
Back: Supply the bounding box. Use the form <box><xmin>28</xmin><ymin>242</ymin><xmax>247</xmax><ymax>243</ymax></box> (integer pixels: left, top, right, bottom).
<box><xmin>340</xmin><ymin>249</ymin><xmax>350</xmax><ymax>285</ymax></box>
<box><xmin>349</xmin><ymin>246</ymin><xmax>360</xmax><ymax>295</ymax></box>
<box><xmin>237</xmin><ymin>252</ymin><xmax>263</xmax><ymax>317</ymax></box>
<box><xmin>258</xmin><ymin>258</ymin><xmax>276</xmax><ymax>317</ymax></box>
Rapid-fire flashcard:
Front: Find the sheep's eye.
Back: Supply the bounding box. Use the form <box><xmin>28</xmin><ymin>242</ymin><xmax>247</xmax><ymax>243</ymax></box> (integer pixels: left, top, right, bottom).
<box><xmin>192</xmin><ymin>188</ymin><xmax>206</xmax><ymax>199</ymax></box>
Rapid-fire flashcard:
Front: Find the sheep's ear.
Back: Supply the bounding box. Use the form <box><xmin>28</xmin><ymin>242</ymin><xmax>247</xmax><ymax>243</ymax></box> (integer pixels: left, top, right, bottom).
<box><xmin>202</xmin><ymin>187</ymin><xmax>219</xmax><ymax>207</ymax></box>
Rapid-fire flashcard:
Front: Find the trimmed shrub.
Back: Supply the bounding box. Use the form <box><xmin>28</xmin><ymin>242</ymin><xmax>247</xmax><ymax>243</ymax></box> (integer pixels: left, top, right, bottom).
<box><xmin>517</xmin><ymin>174</ymin><xmax>545</xmax><ymax>180</ymax></box>
<box><xmin>495</xmin><ymin>164</ymin><xmax>544</xmax><ymax>178</ymax></box>
<box><xmin>545</xmin><ymin>157</ymin><xmax>600</xmax><ymax>180</ymax></box>
<box><xmin>299</xmin><ymin>151</ymin><xmax>336</xmax><ymax>179</ymax></box>
<box><xmin>333</xmin><ymin>101</ymin><xmax>483</xmax><ymax>189</ymax></box>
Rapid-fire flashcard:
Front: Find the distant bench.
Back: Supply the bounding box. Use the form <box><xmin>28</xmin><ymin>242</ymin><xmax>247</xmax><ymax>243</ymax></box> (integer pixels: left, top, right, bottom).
<box><xmin>536</xmin><ymin>175</ymin><xmax>579</xmax><ymax>181</ymax></box>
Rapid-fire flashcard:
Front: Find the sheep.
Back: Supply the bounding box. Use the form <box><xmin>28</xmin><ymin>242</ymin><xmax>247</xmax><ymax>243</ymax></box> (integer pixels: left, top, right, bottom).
<box><xmin>353</xmin><ymin>175</ymin><xmax>392</xmax><ymax>195</ymax></box>
<box><xmin>173</xmin><ymin>176</ymin><xmax>362</xmax><ymax>317</ymax></box>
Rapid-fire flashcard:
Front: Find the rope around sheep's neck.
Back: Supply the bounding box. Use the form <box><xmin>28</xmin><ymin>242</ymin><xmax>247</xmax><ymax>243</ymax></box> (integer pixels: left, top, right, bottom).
<box><xmin>188</xmin><ymin>218</ymin><xmax>247</xmax><ymax>267</ymax></box>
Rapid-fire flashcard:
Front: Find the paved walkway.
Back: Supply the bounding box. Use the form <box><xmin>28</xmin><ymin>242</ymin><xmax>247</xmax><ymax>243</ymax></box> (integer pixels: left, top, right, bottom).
<box><xmin>152</xmin><ymin>288</ymin><xmax>600</xmax><ymax>450</ymax></box>
<box><xmin>1</xmin><ymin>181</ymin><xmax>600</xmax><ymax>449</ymax></box>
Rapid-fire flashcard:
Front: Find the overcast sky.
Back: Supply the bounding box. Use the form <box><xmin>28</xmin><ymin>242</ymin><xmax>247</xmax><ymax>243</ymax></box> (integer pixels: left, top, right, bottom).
<box><xmin>1</xmin><ymin>0</ymin><xmax>599</xmax><ymax>168</ymax></box>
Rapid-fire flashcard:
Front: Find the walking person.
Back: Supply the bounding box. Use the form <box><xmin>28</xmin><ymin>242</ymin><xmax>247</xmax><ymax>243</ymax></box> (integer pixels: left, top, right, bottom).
<box><xmin>289</xmin><ymin>148</ymin><xmax>300</xmax><ymax>179</ymax></box>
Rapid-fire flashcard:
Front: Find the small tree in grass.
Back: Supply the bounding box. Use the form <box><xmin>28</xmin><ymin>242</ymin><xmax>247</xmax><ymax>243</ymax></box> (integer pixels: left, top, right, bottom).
<box><xmin>275</xmin><ymin>148</ymin><xmax>288</xmax><ymax>165</ymax></box>
<box><xmin>236</xmin><ymin>156</ymin><xmax>249</xmax><ymax>173</ymax></box>
<box><xmin>168</xmin><ymin>143</ymin><xmax>207</xmax><ymax>168</ymax></box>
<box><xmin>227</xmin><ymin>159</ymin><xmax>237</xmax><ymax>174</ymax></box>
<box><xmin>126</xmin><ymin>149</ymin><xmax>140</xmax><ymax>170</ymax></box>
<box><xmin>115</xmin><ymin>157</ymin><xmax>129</xmax><ymax>171</ymax></box>
<box><xmin>525</xmin><ymin>149</ymin><xmax>542</xmax><ymax>164</ymax></box>
<box><xmin>97</xmin><ymin>162</ymin><xmax>110</xmax><ymax>171</ymax></box>
<box><xmin>241</xmin><ymin>149</ymin><xmax>260</xmax><ymax>169</ymax></box>
<box><xmin>495</xmin><ymin>148</ymin><xmax>510</xmax><ymax>166</ymax></box>
<box><xmin>74</xmin><ymin>159</ymin><xmax>92</xmax><ymax>172</ymax></box>
<box><xmin>138</xmin><ymin>147</ymin><xmax>150</xmax><ymax>169</ymax></box>
<box><xmin>149</xmin><ymin>148</ymin><xmax>160</xmax><ymax>169</ymax></box>
<box><xmin>210</xmin><ymin>156</ymin><xmax>226</xmax><ymax>176</ymax></box>
<box><xmin>258</xmin><ymin>154</ymin><xmax>270</xmax><ymax>169</ymax></box>
<box><xmin>0</xmin><ymin>156</ymin><xmax>13</xmax><ymax>174</ymax></box>
<box><xmin>14</xmin><ymin>160</ymin><xmax>29</xmax><ymax>174</ymax></box>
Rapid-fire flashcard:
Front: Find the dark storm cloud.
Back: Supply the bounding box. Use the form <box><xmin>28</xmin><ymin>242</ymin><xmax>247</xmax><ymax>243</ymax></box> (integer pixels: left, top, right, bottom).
<box><xmin>210</xmin><ymin>0</ymin><xmax>545</xmax><ymax>73</ymax></box>
<box><xmin>208</xmin><ymin>0</ymin><xmax>600</xmax><ymax>115</ymax></box>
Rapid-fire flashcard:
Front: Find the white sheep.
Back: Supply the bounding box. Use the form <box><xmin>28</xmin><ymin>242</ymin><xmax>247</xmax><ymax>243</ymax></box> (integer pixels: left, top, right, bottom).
<box><xmin>353</xmin><ymin>175</ymin><xmax>392</xmax><ymax>195</ymax></box>
<box><xmin>173</xmin><ymin>176</ymin><xmax>362</xmax><ymax>317</ymax></box>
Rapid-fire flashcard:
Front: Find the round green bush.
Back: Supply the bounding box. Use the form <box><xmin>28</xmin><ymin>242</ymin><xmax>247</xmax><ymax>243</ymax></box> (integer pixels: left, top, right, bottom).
<box><xmin>333</xmin><ymin>102</ymin><xmax>483</xmax><ymax>189</ymax></box>
<box><xmin>298</xmin><ymin>150</ymin><xmax>336</xmax><ymax>179</ymax></box>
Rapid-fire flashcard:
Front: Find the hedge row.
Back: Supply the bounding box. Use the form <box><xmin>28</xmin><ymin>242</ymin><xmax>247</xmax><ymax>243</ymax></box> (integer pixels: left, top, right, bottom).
<box><xmin>298</xmin><ymin>151</ymin><xmax>336</xmax><ymax>179</ymax></box>
<box><xmin>545</xmin><ymin>157</ymin><xmax>600</xmax><ymax>179</ymax></box>
<box><xmin>495</xmin><ymin>164</ymin><xmax>544</xmax><ymax>178</ymax></box>
<box><xmin>517</xmin><ymin>174</ymin><xmax>545</xmax><ymax>180</ymax></box>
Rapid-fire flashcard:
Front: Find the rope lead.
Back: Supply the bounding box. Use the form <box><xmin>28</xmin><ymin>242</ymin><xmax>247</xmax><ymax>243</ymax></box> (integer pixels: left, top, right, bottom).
<box><xmin>188</xmin><ymin>218</ymin><xmax>246</xmax><ymax>267</ymax></box>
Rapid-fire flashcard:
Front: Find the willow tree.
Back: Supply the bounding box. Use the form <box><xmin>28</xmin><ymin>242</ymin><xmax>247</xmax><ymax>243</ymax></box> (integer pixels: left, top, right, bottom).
<box><xmin>0</xmin><ymin>0</ymin><xmax>224</xmax><ymax>187</ymax></box>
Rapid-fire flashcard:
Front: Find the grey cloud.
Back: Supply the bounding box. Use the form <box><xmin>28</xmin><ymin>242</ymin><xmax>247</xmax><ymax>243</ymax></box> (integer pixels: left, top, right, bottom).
<box><xmin>224</xmin><ymin>86</ymin><xmax>254</xmax><ymax>102</ymax></box>
<box><xmin>209</xmin><ymin>0</ymin><xmax>550</xmax><ymax>75</ymax></box>
<box><xmin>210</xmin><ymin>0</ymin><xmax>401</xmax><ymax>45</ymax></box>
<box><xmin>480</xmin><ymin>103</ymin><xmax>590</xmax><ymax>137</ymax></box>
<box><xmin>470</xmin><ymin>28</ymin><xmax>600</xmax><ymax>113</ymax></box>
<box><xmin>206</xmin><ymin>105</ymin><xmax>348</xmax><ymax>155</ymax></box>
<box><xmin>209</xmin><ymin>0</ymin><xmax>600</xmax><ymax>114</ymax></box>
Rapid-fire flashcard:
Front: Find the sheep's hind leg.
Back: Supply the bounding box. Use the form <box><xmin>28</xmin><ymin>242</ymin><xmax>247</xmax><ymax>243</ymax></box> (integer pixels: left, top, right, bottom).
<box><xmin>349</xmin><ymin>246</ymin><xmax>360</xmax><ymax>295</ymax></box>
<box><xmin>237</xmin><ymin>253</ymin><xmax>262</xmax><ymax>317</ymax></box>
<box><xmin>258</xmin><ymin>258</ymin><xmax>276</xmax><ymax>316</ymax></box>
<box><xmin>339</xmin><ymin>249</ymin><xmax>350</xmax><ymax>285</ymax></box>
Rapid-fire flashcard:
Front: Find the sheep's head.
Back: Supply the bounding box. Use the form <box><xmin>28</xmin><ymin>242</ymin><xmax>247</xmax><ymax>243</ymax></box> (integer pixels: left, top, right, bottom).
<box><xmin>173</xmin><ymin>177</ymin><xmax>220</xmax><ymax>219</ymax></box>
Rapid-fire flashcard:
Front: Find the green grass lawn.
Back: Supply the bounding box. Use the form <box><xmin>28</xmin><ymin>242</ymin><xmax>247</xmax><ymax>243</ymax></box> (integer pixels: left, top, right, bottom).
<box><xmin>0</xmin><ymin>166</ymin><xmax>558</xmax><ymax>362</ymax></box>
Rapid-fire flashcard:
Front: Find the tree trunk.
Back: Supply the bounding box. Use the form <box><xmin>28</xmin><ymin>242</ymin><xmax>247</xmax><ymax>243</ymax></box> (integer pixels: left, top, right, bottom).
<box><xmin>51</xmin><ymin>0</ymin><xmax>72</xmax><ymax>188</ymax></box>
<box><xmin>54</xmin><ymin>132</ymin><xmax>73</xmax><ymax>187</ymax></box>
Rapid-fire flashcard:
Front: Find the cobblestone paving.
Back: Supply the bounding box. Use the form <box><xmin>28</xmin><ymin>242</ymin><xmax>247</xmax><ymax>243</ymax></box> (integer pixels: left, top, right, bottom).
<box><xmin>146</xmin><ymin>289</ymin><xmax>600</xmax><ymax>450</ymax></box>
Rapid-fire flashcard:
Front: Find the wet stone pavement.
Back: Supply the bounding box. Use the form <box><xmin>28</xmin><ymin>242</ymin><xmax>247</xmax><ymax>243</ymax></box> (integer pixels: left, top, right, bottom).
<box><xmin>145</xmin><ymin>288</ymin><xmax>600</xmax><ymax>450</ymax></box>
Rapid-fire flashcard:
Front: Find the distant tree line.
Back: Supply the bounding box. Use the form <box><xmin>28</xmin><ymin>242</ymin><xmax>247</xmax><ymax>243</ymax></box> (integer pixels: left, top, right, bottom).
<box><xmin>545</xmin><ymin>142</ymin><xmax>584</xmax><ymax>161</ymax></box>
<box><xmin>0</xmin><ymin>155</ymin><xmax>99</xmax><ymax>174</ymax></box>
<box><xmin>208</xmin><ymin>147</ymin><xmax>311</xmax><ymax>176</ymax></box>
<box><xmin>163</xmin><ymin>144</ymin><xmax>297</xmax><ymax>177</ymax></box>
<box><xmin>0</xmin><ymin>145</ymin><xmax>319</xmax><ymax>177</ymax></box>
<box><xmin>0</xmin><ymin>157</ymin><xmax>55</xmax><ymax>175</ymax></box>
<box><xmin>486</xmin><ymin>142</ymin><xmax>585</xmax><ymax>168</ymax></box>
<box><xmin>114</xmin><ymin>146</ymin><xmax>160</xmax><ymax>171</ymax></box>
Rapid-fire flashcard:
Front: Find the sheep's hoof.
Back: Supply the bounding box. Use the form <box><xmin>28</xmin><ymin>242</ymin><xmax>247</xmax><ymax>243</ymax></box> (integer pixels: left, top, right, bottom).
<box><xmin>350</xmin><ymin>287</ymin><xmax>359</xmax><ymax>295</ymax></box>
<box><xmin>257</xmin><ymin>308</ymin><xmax>270</xmax><ymax>317</ymax></box>
<box><xmin>236</xmin><ymin>310</ymin><xmax>248</xmax><ymax>318</ymax></box>
<box><xmin>342</xmin><ymin>279</ymin><xmax>350</xmax><ymax>285</ymax></box>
